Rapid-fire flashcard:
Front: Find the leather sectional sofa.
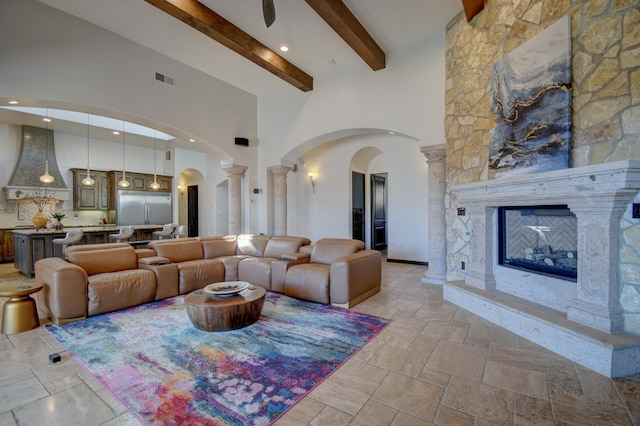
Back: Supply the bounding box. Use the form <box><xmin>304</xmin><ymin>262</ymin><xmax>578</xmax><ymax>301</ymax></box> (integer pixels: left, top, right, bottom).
<box><xmin>35</xmin><ymin>234</ymin><xmax>381</xmax><ymax>324</ymax></box>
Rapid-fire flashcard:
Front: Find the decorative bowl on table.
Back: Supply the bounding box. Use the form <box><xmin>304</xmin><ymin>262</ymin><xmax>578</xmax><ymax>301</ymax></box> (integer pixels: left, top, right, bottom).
<box><xmin>204</xmin><ymin>281</ymin><xmax>250</xmax><ymax>296</ymax></box>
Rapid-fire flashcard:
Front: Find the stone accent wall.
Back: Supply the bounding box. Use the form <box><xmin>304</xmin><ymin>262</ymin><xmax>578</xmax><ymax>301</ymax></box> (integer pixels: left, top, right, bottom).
<box><xmin>444</xmin><ymin>0</ymin><xmax>640</xmax><ymax>335</ymax></box>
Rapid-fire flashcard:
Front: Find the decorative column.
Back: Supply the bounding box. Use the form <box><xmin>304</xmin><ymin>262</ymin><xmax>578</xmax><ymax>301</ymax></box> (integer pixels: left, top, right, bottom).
<box><xmin>420</xmin><ymin>144</ymin><xmax>447</xmax><ymax>285</ymax></box>
<box><xmin>268</xmin><ymin>165</ymin><xmax>292</xmax><ymax>236</ymax></box>
<box><xmin>463</xmin><ymin>204</ymin><xmax>497</xmax><ymax>291</ymax></box>
<box><xmin>222</xmin><ymin>164</ymin><xmax>247</xmax><ymax>235</ymax></box>
<box><xmin>566</xmin><ymin>200</ymin><xmax>627</xmax><ymax>333</ymax></box>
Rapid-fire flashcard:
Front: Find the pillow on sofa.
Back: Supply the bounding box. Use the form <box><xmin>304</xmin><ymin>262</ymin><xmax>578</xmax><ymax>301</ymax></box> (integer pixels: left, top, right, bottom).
<box><xmin>66</xmin><ymin>245</ymin><xmax>138</xmax><ymax>276</ymax></box>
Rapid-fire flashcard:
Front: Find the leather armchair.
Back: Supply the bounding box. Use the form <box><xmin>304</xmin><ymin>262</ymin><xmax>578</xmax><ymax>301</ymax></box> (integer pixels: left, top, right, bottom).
<box><xmin>275</xmin><ymin>238</ymin><xmax>381</xmax><ymax>307</ymax></box>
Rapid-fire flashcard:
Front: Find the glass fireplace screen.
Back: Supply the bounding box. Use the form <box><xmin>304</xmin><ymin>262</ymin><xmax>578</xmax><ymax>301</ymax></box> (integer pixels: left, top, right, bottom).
<box><xmin>498</xmin><ymin>205</ymin><xmax>577</xmax><ymax>281</ymax></box>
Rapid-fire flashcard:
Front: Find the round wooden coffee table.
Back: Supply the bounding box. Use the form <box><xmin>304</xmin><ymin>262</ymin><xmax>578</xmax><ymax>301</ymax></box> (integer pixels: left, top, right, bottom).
<box><xmin>185</xmin><ymin>284</ymin><xmax>266</xmax><ymax>332</ymax></box>
<box><xmin>0</xmin><ymin>283</ymin><xmax>43</xmax><ymax>334</ymax></box>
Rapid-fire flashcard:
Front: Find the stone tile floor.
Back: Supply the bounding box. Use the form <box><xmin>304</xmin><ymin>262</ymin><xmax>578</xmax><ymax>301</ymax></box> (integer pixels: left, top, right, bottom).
<box><xmin>1</xmin><ymin>260</ymin><xmax>639</xmax><ymax>425</ymax></box>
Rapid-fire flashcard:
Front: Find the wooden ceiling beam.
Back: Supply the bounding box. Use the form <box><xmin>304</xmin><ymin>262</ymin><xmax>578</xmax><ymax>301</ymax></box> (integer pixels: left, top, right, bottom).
<box><xmin>305</xmin><ymin>0</ymin><xmax>385</xmax><ymax>71</ymax></box>
<box><xmin>462</xmin><ymin>0</ymin><xmax>484</xmax><ymax>22</ymax></box>
<box><xmin>144</xmin><ymin>0</ymin><xmax>313</xmax><ymax>92</ymax></box>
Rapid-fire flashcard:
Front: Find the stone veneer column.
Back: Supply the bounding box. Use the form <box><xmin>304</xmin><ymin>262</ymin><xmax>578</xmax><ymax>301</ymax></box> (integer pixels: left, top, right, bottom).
<box><xmin>268</xmin><ymin>165</ymin><xmax>292</xmax><ymax>236</ymax></box>
<box><xmin>420</xmin><ymin>144</ymin><xmax>447</xmax><ymax>285</ymax></box>
<box><xmin>566</xmin><ymin>201</ymin><xmax>627</xmax><ymax>333</ymax></box>
<box><xmin>222</xmin><ymin>164</ymin><xmax>247</xmax><ymax>235</ymax></box>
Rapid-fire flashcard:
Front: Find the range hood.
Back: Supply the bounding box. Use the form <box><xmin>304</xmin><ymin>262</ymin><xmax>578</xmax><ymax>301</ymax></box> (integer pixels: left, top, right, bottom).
<box><xmin>3</xmin><ymin>125</ymin><xmax>71</xmax><ymax>212</ymax></box>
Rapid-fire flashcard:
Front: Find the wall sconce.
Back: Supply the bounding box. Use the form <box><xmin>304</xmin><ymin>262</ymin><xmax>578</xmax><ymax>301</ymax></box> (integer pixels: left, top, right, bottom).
<box><xmin>308</xmin><ymin>172</ymin><xmax>316</xmax><ymax>194</ymax></box>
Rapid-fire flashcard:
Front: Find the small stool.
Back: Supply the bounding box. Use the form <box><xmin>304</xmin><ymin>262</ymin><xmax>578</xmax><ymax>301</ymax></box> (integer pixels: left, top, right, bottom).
<box><xmin>0</xmin><ymin>283</ymin><xmax>43</xmax><ymax>334</ymax></box>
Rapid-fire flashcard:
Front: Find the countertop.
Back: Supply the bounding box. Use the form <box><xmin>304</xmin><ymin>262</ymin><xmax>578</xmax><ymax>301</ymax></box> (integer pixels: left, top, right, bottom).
<box><xmin>10</xmin><ymin>224</ymin><xmax>164</xmax><ymax>235</ymax></box>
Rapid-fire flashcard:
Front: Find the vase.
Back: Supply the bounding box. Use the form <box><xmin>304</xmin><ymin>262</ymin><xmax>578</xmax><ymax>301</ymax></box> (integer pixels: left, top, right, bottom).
<box><xmin>32</xmin><ymin>211</ymin><xmax>48</xmax><ymax>228</ymax></box>
<box><xmin>55</xmin><ymin>219</ymin><xmax>64</xmax><ymax>231</ymax></box>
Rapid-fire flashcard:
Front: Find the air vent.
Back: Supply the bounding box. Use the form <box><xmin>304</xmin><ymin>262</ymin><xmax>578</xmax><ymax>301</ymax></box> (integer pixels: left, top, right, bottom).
<box><xmin>155</xmin><ymin>72</ymin><xmax>175</xmax><ymax>87</ymax></box>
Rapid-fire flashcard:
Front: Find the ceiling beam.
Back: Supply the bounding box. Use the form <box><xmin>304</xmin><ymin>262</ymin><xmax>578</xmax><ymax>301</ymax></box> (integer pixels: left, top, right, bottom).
<box><xmin>144</xmin><ymin>0</ymin><xmax>313</xmax><ymax>92</ymax></box>
<box><xmin>462</xmin><ymin>0</ymin><xmax>484</xmax><ymax>22</ymax></box>
<box><xmin>305</xmin><ymin>0</ymin><xmax>385</xmax><ymax>71</ymax></box>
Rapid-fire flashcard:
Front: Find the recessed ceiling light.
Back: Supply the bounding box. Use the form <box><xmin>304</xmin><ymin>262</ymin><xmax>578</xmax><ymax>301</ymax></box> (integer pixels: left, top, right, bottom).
<box><xmin>280</xmin><ymin>45</ymin><xmax>289</xmax><ymax>52</ymax></box>
<box><xmin>113</xmin><ymin>130</ymin><xmax>120</xmax><ymax>135</ymax></box>
<box><xmin>189</xmin><ymin>138</ymin><xmax>195</xmax><ymax>143</ymax></box>
<box><xmin>388</xmin><ymin>131</ymin><xmax>395</xmax><ymax>135</ymax></box>
<box><xmin>43</xmin><ymin>117</ymin><xmax>51</xmax><ymax>122</ymax></box>
<box><xmin>8</xmin><ymin>100</ymin><xmax>18</xmax><ymax>105</ymax></box>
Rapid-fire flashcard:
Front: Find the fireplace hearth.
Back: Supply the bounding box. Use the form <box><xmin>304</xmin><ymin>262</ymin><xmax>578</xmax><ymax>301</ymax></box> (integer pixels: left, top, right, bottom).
<box><xmin>447</xmin><ymin>161</ymin><xmax>640</xmax><ymax>377</ymax></box>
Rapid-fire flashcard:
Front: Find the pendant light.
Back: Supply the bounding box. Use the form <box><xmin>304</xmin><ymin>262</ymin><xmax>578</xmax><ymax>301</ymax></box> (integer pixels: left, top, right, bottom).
<box><xmin>39</xmin><ymin>109</ymin><xmax>55</xmax><ymax>183</ymax></box>
<box><xmin>118</xmin><ymin>122</ymin><xmax>130</xmax><ymax>188</ymax></box>
<box><xmin>81</xmin><ymin>113</ymin><xmax>95</xmax><ymax>186</ymax></box>
<box><xmin>149</xmin><ymin>130</ymin><xmax>161</xmax><ymax>190</ymax></box>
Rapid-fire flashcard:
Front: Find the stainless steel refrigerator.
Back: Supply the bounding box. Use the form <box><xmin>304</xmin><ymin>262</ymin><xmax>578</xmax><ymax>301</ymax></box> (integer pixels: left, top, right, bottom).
<box><xmin>116</xmin><ymin>190</ymin><xmax>172</xmax><ymax>226</ymax></box>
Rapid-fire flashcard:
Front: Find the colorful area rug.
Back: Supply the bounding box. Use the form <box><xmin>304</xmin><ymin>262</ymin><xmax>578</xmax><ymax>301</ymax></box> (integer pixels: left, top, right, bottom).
<box><xmin>46</xmin><ymin>293</ymin><xmax>388</xmax><ymax>425</ymax></box>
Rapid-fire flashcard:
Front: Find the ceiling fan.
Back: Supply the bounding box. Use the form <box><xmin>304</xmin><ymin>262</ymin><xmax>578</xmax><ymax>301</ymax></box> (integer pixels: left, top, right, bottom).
<box><xmin>263</xmin><ymin>0</ymin><xmax>275</xmax><ymax>27</ymax></box>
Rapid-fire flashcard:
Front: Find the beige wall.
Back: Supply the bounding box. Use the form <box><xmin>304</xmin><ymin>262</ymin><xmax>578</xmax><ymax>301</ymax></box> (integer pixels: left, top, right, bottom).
<box><xmin>444</xmin><ymin>0</ymin><xmax>640</xmax><ymax>334</ymax></box>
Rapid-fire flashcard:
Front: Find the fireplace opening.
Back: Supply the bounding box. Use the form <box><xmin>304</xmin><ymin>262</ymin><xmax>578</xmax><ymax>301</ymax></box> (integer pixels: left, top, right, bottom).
<box><xmin>498</xmin><ymin>205</ymin><xmax>577</xmax><ymax>281</ymax></box>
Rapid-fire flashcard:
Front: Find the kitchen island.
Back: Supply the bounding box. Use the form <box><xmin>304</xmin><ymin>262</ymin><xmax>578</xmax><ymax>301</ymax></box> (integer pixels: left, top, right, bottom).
<box><xmin>12</xmin><ymin>225</ymin><xmax>164</xmax><ymax>277</ymax></box>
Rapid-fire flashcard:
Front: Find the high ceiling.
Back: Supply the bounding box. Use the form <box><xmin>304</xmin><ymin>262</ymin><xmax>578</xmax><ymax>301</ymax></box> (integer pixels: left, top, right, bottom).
<box><xmin>2</xmin><ymin>0</ymin><xmax>463</xmax><ymax>149</ymax></box>
<box><xmin>38</xmin><ymin>0</ymin><xmax>463</xmax><ymax>95</ymax></box>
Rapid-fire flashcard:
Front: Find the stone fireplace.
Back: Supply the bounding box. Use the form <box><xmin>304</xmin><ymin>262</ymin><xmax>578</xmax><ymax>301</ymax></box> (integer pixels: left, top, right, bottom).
<box><xmin>445</xmin><ymin>160</ymin><xmax>640</xmax><ymax>378</ymax></box>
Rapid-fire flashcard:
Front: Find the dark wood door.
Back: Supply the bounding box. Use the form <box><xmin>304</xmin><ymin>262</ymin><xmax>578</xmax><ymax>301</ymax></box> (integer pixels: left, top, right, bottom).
<box><xmin>187</xmin><ymin>185</ymin><xmax>198</xmax><ymax>237</ymax></box>
<box><xmin>371</xmin><ymin>174</ymin><xmax>387</xmax><ymax>250</ymax></box>
<box><xmin>352</xmin><ymin>171</ymin><xmax>365</xmax><ymax>241</ymax></box>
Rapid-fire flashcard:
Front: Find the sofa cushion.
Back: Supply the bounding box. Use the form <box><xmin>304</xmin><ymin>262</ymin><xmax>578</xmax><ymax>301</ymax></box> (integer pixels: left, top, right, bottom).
<box><xmin>310</xmin><ymin>239</ymin><xmax>364</xmax><ymax>265</ymax></box>
<box><xmin>87</xmin><ymin>269</ymin><xmax>156</xmax><ymax>316</ymax></box>
<box><xmin>152</xmin><ymin>240</ymin><xmax>204</xmax><ymax>263</ymax></box>
<box><xmin>66</xmin><ymin>245</ymin><xmax>137</xmax><ymax>276</ymax></box>
<box><xmin>264</xmin><ymin>236</ymin><xmax>311</xmax><ymax>258</ymax></box>
<box><xmin>202</xmin><ymin>238</ymin><xmax>237</xmax><ymax>259</ymax></box>
<box><xmin>238</xmin><ymin>257</ymin><xmax>274</xmax><ymax>289</ymax></box>
<box><xmin>176</xmin><ymin>259</ymin><xmax>225</xmax><ymax>294</ymax></box>
<box><xmin>236</xmin><ymin>234</ymin><xmax>270</xmax><ymax>257</ymax></box>
<box><xmin>214</xmin><ymin>255</ymin><xmax>251</xmax><ymax>281</ymax></box>
<box><xmin>285</xmin><ymin>263</ymin><xmax>331</xmax><ymax>304</ymax></box>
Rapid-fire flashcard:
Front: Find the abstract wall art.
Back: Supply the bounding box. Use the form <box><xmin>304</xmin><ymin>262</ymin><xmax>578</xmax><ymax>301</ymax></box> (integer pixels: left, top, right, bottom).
<box><xmin>489</xmin><ymin>15</ymin><xmax>571</xmax><ymax>179</ymax></box>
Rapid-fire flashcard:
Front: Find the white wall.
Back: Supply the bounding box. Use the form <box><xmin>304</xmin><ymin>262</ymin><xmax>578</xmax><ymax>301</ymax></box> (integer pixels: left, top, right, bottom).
<box><xmin>292</xmin><ymin>135</ymin><xmax>429</xmax><ymax>261</ymax></box>
<box><xmin>257</xmin><ymin>32</ymin><xmax>446</xmax><ymax>260</ymax></box>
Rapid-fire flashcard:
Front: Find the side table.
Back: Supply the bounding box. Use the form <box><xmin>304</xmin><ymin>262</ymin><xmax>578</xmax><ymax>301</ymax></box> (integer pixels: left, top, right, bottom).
<box><xmin>0</xmin><ymin>283</ymin><xmax>44</xmax><ymax>334</ymax></box>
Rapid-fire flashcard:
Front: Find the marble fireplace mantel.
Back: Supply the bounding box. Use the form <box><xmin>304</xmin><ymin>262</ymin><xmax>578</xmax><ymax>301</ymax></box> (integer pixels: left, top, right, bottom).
<box><xmin>445</xmin><ymin>160</ymin><xmax>640</xmax><ymax>377</ymax></box>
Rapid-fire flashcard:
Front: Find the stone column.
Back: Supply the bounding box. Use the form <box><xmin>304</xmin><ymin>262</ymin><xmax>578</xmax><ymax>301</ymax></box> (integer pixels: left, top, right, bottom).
<box><xmin>566</xmin><ymin>200</ymin><xmax>627</xmax><ymax>333</ymax></box>
<box><xmin>268</xmin><ymin>165</ymin><xmax>292</xmax><ymax>236</ymax></box>
<box><xmin>222</xmin><ymin>164</ymin><xmax>247</xmax><ymax>235</ymax></box>
<box><xmin>421</xmin><ymin>144</ymin><xmax>447</xmax><ymax>285</ymax></box>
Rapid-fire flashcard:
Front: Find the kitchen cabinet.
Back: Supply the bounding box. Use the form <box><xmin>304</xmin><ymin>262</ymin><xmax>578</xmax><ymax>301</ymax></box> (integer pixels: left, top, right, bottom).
<box><xmin>72</xmin><ymin>169</ymin><xmax>110</xmax><ymax>210</ymax></box>
<box><xmin>0</xmin><ymin>229</ymin><xmax>15</xmax><ymax>263</ymax></box>
<box><xmin>107</xmin><ymin>171</ymin><xmax>173</xmax><ymax>209</ymax></box>
<box><xmin>146</xmin><ymin>175</ymin><xmax>173</xmax><ymax>191</ymax></box>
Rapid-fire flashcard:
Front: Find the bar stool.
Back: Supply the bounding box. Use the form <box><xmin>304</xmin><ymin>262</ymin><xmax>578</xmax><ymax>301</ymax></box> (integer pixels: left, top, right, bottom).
<box><xmin>152</xmin><ymin>223</ymin><xmax>175</xmax><ymax>240</ymax></box>
<box><xmin>171</xmin><ymin>225</ymin><xmax>187</xmax><ymax>239</ymax></box>
<box><xmin>52</xmin><ymin>229</ymin><xmax>84</xmax><ymax>258</ymax></box>
<box><xmin>108</xmin><ymin>225</ymin><xmax>135</xmax><ymax>243</ymax></box>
